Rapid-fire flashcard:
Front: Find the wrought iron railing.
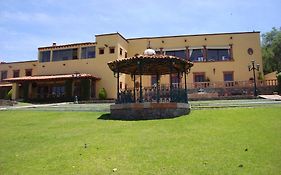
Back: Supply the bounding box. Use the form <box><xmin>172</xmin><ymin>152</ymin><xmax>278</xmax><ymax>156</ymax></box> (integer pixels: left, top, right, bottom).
<box><xmin>116</xmin><ymin>79</ymin><xmax>278</xmax><ymax>103</ymax></box>
<box><xmin>117</xmin><ymin>86</ymin><xmax>188</xmax><ymax>104</ymax></box>
<box><xmin>187</xmin><ymin>79</ymin><xmax>277</xmax><ymax>89</ymax></box>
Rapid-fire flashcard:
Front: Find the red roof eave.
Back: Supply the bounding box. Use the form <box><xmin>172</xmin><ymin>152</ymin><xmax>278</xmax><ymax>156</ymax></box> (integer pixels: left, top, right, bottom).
<box><xmin>3</xmin><ymin>73</ymin><xmax>101</xmax><ymax>82</ymax></box>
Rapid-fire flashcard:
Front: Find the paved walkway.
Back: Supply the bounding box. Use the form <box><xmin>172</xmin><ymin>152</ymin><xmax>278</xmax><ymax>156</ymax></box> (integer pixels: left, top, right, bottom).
<box><xmin>259</xmin><ymin>95</ymin><xmax>281</xmax><ymax>101</ymax></box>
<box><xmin>1</xmin><ymin>99</ymin><xmax>281</xmax><ymax>112</ymax></box>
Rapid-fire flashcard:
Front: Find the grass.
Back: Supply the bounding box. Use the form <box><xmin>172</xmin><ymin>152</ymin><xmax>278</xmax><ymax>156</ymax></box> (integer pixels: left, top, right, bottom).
<box><xmin>0</xmin><ymin>107</ymin><xmax>281</xmax><ymax>174</ymax></box>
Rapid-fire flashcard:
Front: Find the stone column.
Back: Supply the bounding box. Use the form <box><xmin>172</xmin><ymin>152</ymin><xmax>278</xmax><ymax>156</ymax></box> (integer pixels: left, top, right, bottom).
<box><xmin>11</xmin><ymin>83</ymin><xmax>19</xmax><ymax>100</ymax></box>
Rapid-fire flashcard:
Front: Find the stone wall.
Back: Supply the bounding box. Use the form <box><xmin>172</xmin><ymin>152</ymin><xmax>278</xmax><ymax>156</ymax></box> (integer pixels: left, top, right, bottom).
<box><xmin>110</xmin><ymin>103</ymin><xmax>190</xmax><ymax>120</ymax></box>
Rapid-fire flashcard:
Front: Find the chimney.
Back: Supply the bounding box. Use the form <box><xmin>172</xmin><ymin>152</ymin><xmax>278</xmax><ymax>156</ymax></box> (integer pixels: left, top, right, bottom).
<box><xmin>52</xmin><ymin>42</ymin><xmax>56</xmax><ymax>46</ymax></box>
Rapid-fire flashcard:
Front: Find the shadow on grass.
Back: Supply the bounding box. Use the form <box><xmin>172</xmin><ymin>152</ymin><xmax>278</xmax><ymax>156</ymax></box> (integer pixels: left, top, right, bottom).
<box><xmin>97</xmin><ymin>113</ymin><xmax>185</xmax><ymax>121</ymax></box>
<box><xmin>98</xmin><ymin>113</ymin><xmax>115</xmax><ymax>120</ymax></box>
<box><xmin>97</xmin><ymin>113</ymin><xmax>143</xmax><ymax>121</ymax></box>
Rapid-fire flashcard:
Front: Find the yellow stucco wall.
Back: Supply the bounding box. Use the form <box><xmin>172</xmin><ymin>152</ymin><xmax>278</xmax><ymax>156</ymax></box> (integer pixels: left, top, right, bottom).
<box><xmin>0</xmin><ymin>60</ymin><xmax>38</xmax><ymax>81</ymax></box>
<box><xmin>0</xmin><ymin>32</ymin><xmax>263</xmax><ymax>99</ymax></box>
<box><xmin>125</xmin><ymin>32</ymin><xmax>262</xmax><ymax>88</ymax></box>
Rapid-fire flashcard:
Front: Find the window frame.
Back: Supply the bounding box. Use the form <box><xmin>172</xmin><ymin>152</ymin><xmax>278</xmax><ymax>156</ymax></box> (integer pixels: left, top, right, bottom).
<box><xmin>193</xmin><ymin>72</ymin><xmax>206</xmax><ymax>82</ymax></box>
<box><xmin>223</xmin><ymin>71</ymin><xmax>234</xmax><ymax>81</ymax></box>
<box><xmin>52</xmin><ymin>48</ymin><xmax>78</xmax><ymax>61</ymax></box>
<box><xmin>81</xmin><ymin>46</ymin><xmax>96</xmax><ymax>59</ymax></box>
<box><xmin>109</xmin><ymin>47</ymin><xmax>115</xmax><ymax>54</ymax></box>
<box><xmin>119</xmin><ymin>48</ymin><xmax>123</xmax><ymax>56</ymax></box>
<box><xmin>25</xmin><ymin>69</ymin><xmax>32</xmax><ymax>76</ymax></box>
<box><xmin>99</xmin><ymin>48</ymin><xmax>105</xmax><ymax>55</ymax></box>
<box><xmin>39</xmin><ymin>50</ymin><xmax>51</xmax><ymax>62</ymax></box>
<box><xmin>13</xmin><ymin>70</ymin><xmax>20</xmax><ymax>78</ymax></box>
<box><xmin>1</xmin><ymin>70</ymin><xmax>8</xmax><ymax>81</ymax></box>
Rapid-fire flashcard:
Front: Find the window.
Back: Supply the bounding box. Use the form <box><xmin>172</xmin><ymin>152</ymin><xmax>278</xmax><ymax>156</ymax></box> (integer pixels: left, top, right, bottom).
<box><xmin>109</xmin><ymin>47</ymin><xmax>115</xmax><ymax>54</ymax></box>
<box><xmin>190</xmin><ymin>49</ymin><xmax>204</xmax><ymax>62</ymax></box>
<box><xmin>165</xmin><ymin>50</ymin><xmax>186</xmax><ymax>59</ymax></box>
<box><xmin>120</xmin><ymin>48</ymin><xmax>123</xmax><ymax>56</ymax></box>
<box><xmin>39</xmin><ymin>51</ymin><xmax>51</xmax><ymax>62</ymax></box>
<box><xmin>13</xmin><ymin>70</ymin><xmax>20</xmax><ymax>78</ymax></box>
<box><xmin>99</xmin><ymin>48</ymin><xmax>104</xmax><ymax>55</ymax></box>
<box><xmin>1</xmin><ymin>71</ymin><xmax>7</xmax><ymax>81</ymax></box>
<box><xmin>194</xmin><ymin>73</ymin><xmax>205</xmax><ymax>82</ymax></box>
<box><xmin>53</xmin><ymin>48</ymin><xmax>78</xmax><ymax>61</ymax></box>
<box><xmin>81</xmin><ymin>46</ymin><xmax>96</xmax><ymax>59</ymax></box>
<box><xmin>207</xmin><ymin>49</ymin><xmax>230</xmax><ymax>61</ymax></box>
<box><xmin>224</xmin><ymin>72</ymin><xmax>234</xmax><ymax>81</ymax></box>
<box><xmin>25</xmin><ymin>69</ymin><xmax>32</xmax><ymax>76</ymax></box>
<box><xmin>119</xmin><ymin>82</ymin><xmax>122</xmax><ymax>89</ymax></box>
<box><xmin>52</xmin><ymin>86</ymin><xmax>65</xmax><ymax>97</ymax></box>
<box><xmin>125</xmin><ymin>52</ymin><xmax>128</xmax><ymax>58</ymax></box>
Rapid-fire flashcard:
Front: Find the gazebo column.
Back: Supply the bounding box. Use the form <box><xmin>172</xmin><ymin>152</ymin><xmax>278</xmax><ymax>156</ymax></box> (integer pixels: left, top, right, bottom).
<box><xmin>156</xmin><ymin>73</ymin><xmax>160</xmax><ymax>103</ymax></box>
<box><xmin>133</xmin><ymin>74</ymin><xmax>136</xmax><ymax>102</ymax></box>
<box><xmin>184</xmin><ymin>70</ymin><xmax>188</xmax><ymax>103</ymax></box>
<box><xmin>138</xmin><ymin>61</ymin><xmax>143</xmax><ymax>103</ymax></box>
<box><xmin>177</xmin><ymin>71</ymin><xmax>180</xmax><ymax>98</ymax></box>
<box><xmin>169</xmin><ymin>62</ymin><xmax>173</xmax><ymax>102</ymax></box>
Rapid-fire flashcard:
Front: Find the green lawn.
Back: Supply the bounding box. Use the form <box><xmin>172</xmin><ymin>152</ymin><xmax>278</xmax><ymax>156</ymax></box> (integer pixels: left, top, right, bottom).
<box><xmin>0</xmin><ymin>107</ymin><xmax>281</xmax><ymax>175</ymax></box>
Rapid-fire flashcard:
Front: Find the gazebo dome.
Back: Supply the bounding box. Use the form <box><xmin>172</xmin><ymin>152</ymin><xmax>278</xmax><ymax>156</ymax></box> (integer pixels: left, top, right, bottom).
<box><xmin>144</xmin><ymin>48</ymin><xmax>156</xmax><ymax>55</ymax></box>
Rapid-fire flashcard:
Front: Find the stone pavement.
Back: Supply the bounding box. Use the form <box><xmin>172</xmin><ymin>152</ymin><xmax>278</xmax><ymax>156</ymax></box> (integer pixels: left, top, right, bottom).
<box><xmin>259</xmin><ymin>95</ymin><xmax>281</xmax><ymax>101</ymax></box>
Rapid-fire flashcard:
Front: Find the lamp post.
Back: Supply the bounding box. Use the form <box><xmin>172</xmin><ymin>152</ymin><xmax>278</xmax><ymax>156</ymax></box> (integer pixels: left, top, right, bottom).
<box><xmin>248</xmin><ymin>60</ymin><xmax>260</xmax><ymax>97</ymax></box>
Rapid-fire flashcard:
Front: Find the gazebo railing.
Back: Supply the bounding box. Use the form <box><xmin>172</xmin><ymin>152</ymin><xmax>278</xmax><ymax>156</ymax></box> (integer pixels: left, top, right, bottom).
<box><xmin>117</xmin><ymin>85</ymin><xmax>187</xmax><ymax>104</ymax></box>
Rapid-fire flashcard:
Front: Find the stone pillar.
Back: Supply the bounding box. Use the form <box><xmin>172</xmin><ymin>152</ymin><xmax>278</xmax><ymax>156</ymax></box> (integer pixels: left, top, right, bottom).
<box><xmin>203</xmin><ymin>45</ymin><xmax>207</xmax><ymax>61</ymax></box>
<box><xmin>11</xmin><ymin>83</ymin><xmax>19</xmax><ymax>100</ymax></box>
<box><xmin>229</xmin><ymin>44</ymin><xmax>233</xmax><ymax>60</ymax></box>
<box><xmin>50</xmin><ymin>50</ymin><xmax>53</xmax><ymax>62</ymax></box>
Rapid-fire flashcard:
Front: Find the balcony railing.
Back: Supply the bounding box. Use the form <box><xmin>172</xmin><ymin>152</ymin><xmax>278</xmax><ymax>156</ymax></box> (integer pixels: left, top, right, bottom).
<box><xmin>187</xmin><ymin>79</ymin><xmax>277</xmax><ymax>89</ymax></box>
<box><xmin>117</xmin><ymin>79</ymin><xmax>278</xmax><ymax>103</ymax></box>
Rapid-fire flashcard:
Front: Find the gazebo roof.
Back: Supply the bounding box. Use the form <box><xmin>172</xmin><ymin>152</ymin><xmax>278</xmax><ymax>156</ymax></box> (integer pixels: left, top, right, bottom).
<box><xmin>108</xmin><ymin>54</ymin><xmax>193</xmax><ymax>75</ymax></box>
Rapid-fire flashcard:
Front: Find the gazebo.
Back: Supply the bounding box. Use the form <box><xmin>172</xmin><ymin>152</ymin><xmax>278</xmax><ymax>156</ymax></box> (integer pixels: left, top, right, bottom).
<box><xmin>107</xmin><ymin>49</ymin><xmax>193</xmax><ymax>120</ymax></box>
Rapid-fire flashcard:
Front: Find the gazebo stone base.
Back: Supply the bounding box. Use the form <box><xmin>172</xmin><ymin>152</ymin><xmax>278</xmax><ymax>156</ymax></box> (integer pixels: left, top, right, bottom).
<box><xmin>110</xmin><ymin>102</ymin><xmax>190</xmax><ymax>120</ymax></box>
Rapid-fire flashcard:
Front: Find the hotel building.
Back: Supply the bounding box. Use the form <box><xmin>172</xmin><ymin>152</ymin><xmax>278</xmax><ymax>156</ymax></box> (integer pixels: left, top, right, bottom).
<box><xmin>0</xmin><ymin>31</ymin><xmax>269</xmax><ymax>101</ymax></box>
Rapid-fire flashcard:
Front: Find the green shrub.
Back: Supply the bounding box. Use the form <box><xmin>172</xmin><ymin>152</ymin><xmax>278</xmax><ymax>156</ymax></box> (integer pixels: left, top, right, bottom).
<box><xmin>277</xmin><ymin>72</ymin><xmax>281</xmax><ymax>94</ymax></box>
<box><xmin>6</xmin><ymin>89</ymin><xmax>12</xmax><ymax>100</ymax></box>
<box><xmin>98</xmin><ymin>88</ymin><xmax>107</xmax><ymax>100</ymax></box>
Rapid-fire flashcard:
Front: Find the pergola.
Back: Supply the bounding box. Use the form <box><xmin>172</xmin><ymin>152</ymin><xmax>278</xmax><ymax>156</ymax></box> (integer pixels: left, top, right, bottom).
<box><xmin>108</xmin><ymin>49</ymin><xmax>194</xmax><ymax>104</ymax></box>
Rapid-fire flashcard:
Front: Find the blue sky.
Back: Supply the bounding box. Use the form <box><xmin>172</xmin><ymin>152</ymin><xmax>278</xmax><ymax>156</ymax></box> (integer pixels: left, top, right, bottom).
<box><xmin>0</xmin><ymin>0</ymin><xmax>280</xmax><ymax>62</ymax></box>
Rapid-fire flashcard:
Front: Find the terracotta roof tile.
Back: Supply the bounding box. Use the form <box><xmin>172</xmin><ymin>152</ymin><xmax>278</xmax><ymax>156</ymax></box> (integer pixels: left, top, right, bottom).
<box><xmin>4</xmin><ymin>73</ymin><xmax>100</xmax><ymax>82</ymax></box>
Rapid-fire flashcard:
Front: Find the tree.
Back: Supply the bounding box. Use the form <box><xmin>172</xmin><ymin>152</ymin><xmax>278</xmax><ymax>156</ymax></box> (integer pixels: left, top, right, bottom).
<box><xmin>262</xmin><ymin>27</ymin><xmax>281</xmax><ymax>74</ymax></box>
